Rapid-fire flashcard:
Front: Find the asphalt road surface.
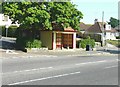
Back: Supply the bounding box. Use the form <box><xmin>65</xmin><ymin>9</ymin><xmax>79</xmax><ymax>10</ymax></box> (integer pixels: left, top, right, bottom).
<box><xmin>2</xmin><ymin>55</ymin><xmax>119</xmax><ymax>85</ymax></box>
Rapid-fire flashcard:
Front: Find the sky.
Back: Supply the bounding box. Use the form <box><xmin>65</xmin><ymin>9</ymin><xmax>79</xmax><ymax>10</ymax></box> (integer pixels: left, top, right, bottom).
<box><xmin>72</xmin><ymin>0</ymin><xmax>119</xmax><ymax>24</ymax></box>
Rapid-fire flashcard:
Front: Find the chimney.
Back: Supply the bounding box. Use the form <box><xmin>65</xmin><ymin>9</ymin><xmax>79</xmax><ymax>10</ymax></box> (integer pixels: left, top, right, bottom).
<box><xmin>94</xmin><ymin>19</ymin><xmax>98</xmax><ymax>24</ymax></box>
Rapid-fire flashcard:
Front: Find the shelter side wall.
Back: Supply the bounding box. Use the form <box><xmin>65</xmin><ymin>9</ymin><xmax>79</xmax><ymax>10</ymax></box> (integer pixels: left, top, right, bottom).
<box><xmin>40</xmin><ymin>31</ymin><xmax>52</xmax><ymax>49</ymax></box>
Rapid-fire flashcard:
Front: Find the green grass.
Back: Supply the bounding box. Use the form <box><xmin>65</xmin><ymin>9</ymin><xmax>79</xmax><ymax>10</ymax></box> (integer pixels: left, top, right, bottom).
<box><xmin>107</xmin><ymin>40</ymin><xmax>120</xmax><ymax>47</ymax></box>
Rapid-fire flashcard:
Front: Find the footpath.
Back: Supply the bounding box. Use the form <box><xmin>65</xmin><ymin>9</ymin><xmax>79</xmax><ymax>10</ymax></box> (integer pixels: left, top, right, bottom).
<box><xmin>0</xmin><ymin>37</ymin><xmax>119</xmax><ymax>59</ymax></box>
<box><xmin>0</xmin><ymin>46</ymin><xmax>119</xmax><ymax>59</ymax></box>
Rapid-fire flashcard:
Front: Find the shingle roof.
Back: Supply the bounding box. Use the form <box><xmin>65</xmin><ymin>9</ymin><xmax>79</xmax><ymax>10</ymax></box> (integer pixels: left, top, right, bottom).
<box><xmin>86</xmin><ymin>22</ymin><xmax>117</xmax><ymax>33</ymax></box>
<box><xmin>80</xmin><ymin>22</ymin><xmax>91</xmax><ymax>31</ymax></box>
<box><xmin>64</xmin><ymin>27</ymin><xmax>76</xmax><ymax>31</ymax></box>
<box><xmin>86</xmin><ymin>22</ymin><xmax>104</xmax><ymax>33</ymax></box>
<box><xmin>52</xmin><ymin>23</ymin><xmax>76</xmax><ymax>32</ymax></box>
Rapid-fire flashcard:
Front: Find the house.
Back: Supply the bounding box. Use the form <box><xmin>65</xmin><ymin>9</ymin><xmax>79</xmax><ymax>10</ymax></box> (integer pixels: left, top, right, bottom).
<box><xmin>105</xmin><ymin>26</ymin><xmax>118</xmax><ymax>40</ymax></box>
<box><xmin>114</xmin><ymin>25</ymin><xmax>120</xmax><ymax>37</ymax></box>
<box><xmin>85</xmin><ymin>19</ymin><xmax>118</xmax><ymax>45</ymax></box>
<box><xmin>40</xmin><ymin>27</ymin><xmax>77</xmax><ymax>50</ymax></box>
<box><xmin>80</xmin><ymin>22</ymin><xmax>91</xmax><ymax>34</ymax></box>
<box><xmin>77</xmin><ymin>22</ymin><xmax>91</xmax><ymax>38</ymax></box>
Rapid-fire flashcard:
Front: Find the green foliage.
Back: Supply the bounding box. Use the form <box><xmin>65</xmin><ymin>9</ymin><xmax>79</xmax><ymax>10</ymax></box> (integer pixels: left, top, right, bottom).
<box><xmin>26</xmin><ymin>39</ymin><xmax>42</xmax><ymax>48</ymax></box>
<box><xmin>1</xmin><ymin>26</ymin><xmax>17</xmax><ymax>37</ymax></box>
<box><xmin>0</xmin><ymin>3</ymin><xmax>2</xmax><ymax>13</ymax></box>
<box><xmin>86</xmin><ymin>36</ymin><xmax>90</xmax><ymax>39</ymax></box>
<box><xmin>3</xmin><ymin>2</ymin><xmax>83</xmax><ymax>49</ymax></box>
<box><xmin>2</xmin><ymin>2</ymin><xmax>83</xmax><ymax>31</ymax></box>
<box><xmin>16</xmin><ymin>37</ymin><xmax>42</xmax><ymax>48</ymax></box>
<box><xmin>80</xmin><ymin>40</ymin><xmax>86</xmax><ymax>49</ymax></box>
<box><xmin>16</xmin><ymin>37</ymin><xmax>28</xmax><ymax>48</ymax></box>
<box><xmin>107</xmin><ymin>40</ymin><xmax>120</xmax><ymax>48</ymax></box>
<box><xmin>79</xmin><ymin>36</ymin><xmax>95</xmax><ymax>49</ymax></box>
<box><xmin>90</xmin><ymin>39</ymin><xmax>95</xmax><ymax>48</ymax></box>
<box><xmin>108</xmin><ymin>17</ymin><xmax>119</xmax><ymax>28</ymax></box>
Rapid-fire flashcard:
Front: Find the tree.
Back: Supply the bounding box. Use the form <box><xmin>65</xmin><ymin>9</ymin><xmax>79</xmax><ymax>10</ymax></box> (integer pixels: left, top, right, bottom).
<box><xmin>2</xmin><ymin>2</ymin><xmax>83</xmax><ymax>48</ymax></box>
<box><xmin>2</xmin><ymin>2</ymin><xmax>52</xmax><ymax>30</ymax></box>
<box><xmin>2</xmin><ymin>2</ymin><xmax>83</xmax><ymax>31</ymax></box>
<box><xmin>108</xmin><ymin>17</ymin><xmax>119</xmax><ymax>28</ymax></box>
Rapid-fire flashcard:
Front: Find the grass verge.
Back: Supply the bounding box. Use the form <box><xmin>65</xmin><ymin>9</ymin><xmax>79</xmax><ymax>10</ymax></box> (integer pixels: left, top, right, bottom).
<box><xmin>107</xmin><ymin>40</ymin><xmax>120</xmax><ymax>47</ymax></box>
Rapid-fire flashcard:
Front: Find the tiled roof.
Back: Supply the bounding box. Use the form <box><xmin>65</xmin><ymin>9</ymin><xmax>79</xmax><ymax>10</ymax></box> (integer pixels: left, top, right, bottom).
<box><xmin>64</xmin><ymin>27</ymin><xmax>76</xmax><ymax>31</ymax></box>
<box><xmin>80</xmin><ymin>22</ymin><xmax>91</xmax><ymax>31</ymax></box>
<box><xmin>52</xmin><ymin>23</ymin><xmax>76</xmax><ymax>32</ymax></box>
<box><xmin>86</xmin><ymin>22</ymin><xmax>117</xmax><ymax>33</ymax></box>
<box><xmin>86</xmin><ymin>22</ymin><xmax>103</xmax><ymax>33</ymax></box>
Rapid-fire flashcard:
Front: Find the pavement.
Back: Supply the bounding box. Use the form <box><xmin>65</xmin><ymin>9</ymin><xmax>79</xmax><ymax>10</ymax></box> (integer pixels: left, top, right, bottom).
<box><xmin>0</xmin><ymin>36</ymin><xmax>119</xmax><ymax>59</ymax></box>
<box><xmin>0</xmin><ymin>46</ymin><xmax>119</xmax><ymax>59</ymax></box>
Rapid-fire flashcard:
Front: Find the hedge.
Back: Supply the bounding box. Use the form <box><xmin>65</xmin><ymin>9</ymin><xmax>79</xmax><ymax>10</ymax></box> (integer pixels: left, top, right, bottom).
<box><xmin>79</xmin><ymin>36</ymin><xmax>95</xmax><ymax>49</ymax></box>
<box><xmin>26</xmin><ymin>39</ymin><xmax>42</xmax><ymax>48</ymax></box>
<box><xmin>0</xmin><ymin>26</ymin><xmax>17</xmax><ymax>37</ymax></box>
<box><xmin>16</xmin><ymin>37</ymin><xmax>42</xmax><ymax>49</ymax></box>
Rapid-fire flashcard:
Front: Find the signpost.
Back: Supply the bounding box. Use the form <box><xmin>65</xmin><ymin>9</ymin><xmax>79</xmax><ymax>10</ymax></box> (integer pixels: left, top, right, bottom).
<box><xmin>5</xmin><ymin>24</ymin><xmax>9</xmax><ymax>37</ymax></box>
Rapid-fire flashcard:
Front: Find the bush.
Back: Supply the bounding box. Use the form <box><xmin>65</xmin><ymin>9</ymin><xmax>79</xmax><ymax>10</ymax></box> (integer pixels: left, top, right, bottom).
<box><xmin>1</xmin><ymin>26</ymin><xmax>17</xmax><ymax>37</ymax></box>
<box><xmin>16</xmin><ymin>37</ymin><xmax>28</xmax><ymax>48</ymax></box>
<box><xmin>80</xmin><ymin>42</ymin><xmax>86</xmax><ymax>49</ymax></box>
<box><xmin>79</xmin><ymin>36</ymin><xmax>95</xmax><ymax>49</ymax></box>
<box><xmin>26</xmin><ymin>39</ymin><xmax>42</xmax><ymax>48</ymax></box>
<box><xmin>90</xmin><ymin>39</ymin><xmax>95</xmax><ymax>48</ymax></box>
<box><xmin>16</xmin><ymin>37</ymin><xmax>42</xmax><ymax>49</ymax></box>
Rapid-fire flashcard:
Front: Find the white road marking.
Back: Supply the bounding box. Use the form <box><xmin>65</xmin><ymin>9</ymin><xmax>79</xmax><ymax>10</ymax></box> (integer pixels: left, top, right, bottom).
<box><xmin>75</xmin><ymin>60</ymin><xmax>107</xmax><ymax>65</ymax></box>
<box><xmin>105</xmin><ymin>65</ymin><xmax>118</xmax><ymax>69</ymax></box>
<box><xmin>8</xmin><ymin>71</ymin><xmax>81</xmax><ymax>85</ymax></box>
<box><xmin>13</xmin><ymin>67</ymin><xmax>53</xmax><ymax>73</ymax></box>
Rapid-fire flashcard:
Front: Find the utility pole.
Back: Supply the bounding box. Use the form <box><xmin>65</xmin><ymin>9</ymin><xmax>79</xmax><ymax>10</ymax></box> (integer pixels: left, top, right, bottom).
<box><xmin>102</xmin><ymin>11</ymin><xmax>105</xmax><ymax>46</ymax></box>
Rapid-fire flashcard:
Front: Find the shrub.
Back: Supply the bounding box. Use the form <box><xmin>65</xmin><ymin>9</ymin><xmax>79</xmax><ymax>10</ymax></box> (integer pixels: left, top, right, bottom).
<box><xmin>16</xmin><ymin>37</ymin><xmax>28</xmax><ymax>48</ymax></box>
<box><xmin>1</xmin><ymin>26</ymin><xmax>17</xmax><ymax>37</ymax></box>
<box><xmin>16</xmin><ymin>37</ymin><xmax>42</xmax><ymax>49</ymax></box>
<box><xmin>80</xmin><ymin>42</ymin><xmax>86</xmax><ymax>49</ymax></box>
<box><xmin>90</xmin><ymin>39</ymin><xmax>95</xmax><ymax>48</ymax></box>
<box><xmin>79</xmin><ymin>36</ymin><xmax>95</xmax><ymax>49</ymax></box>
<box><xmin>26</xmin><ymin>39</ymin><xmax>42</xmax><ymax>48</ymax></box>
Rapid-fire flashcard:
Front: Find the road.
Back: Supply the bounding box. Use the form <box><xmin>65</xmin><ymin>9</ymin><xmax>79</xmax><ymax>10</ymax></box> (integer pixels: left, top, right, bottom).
<box><xmin>2</xmin><ymin>55</ymin><xmax>118</xmax><ymax>85</ymax></box>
